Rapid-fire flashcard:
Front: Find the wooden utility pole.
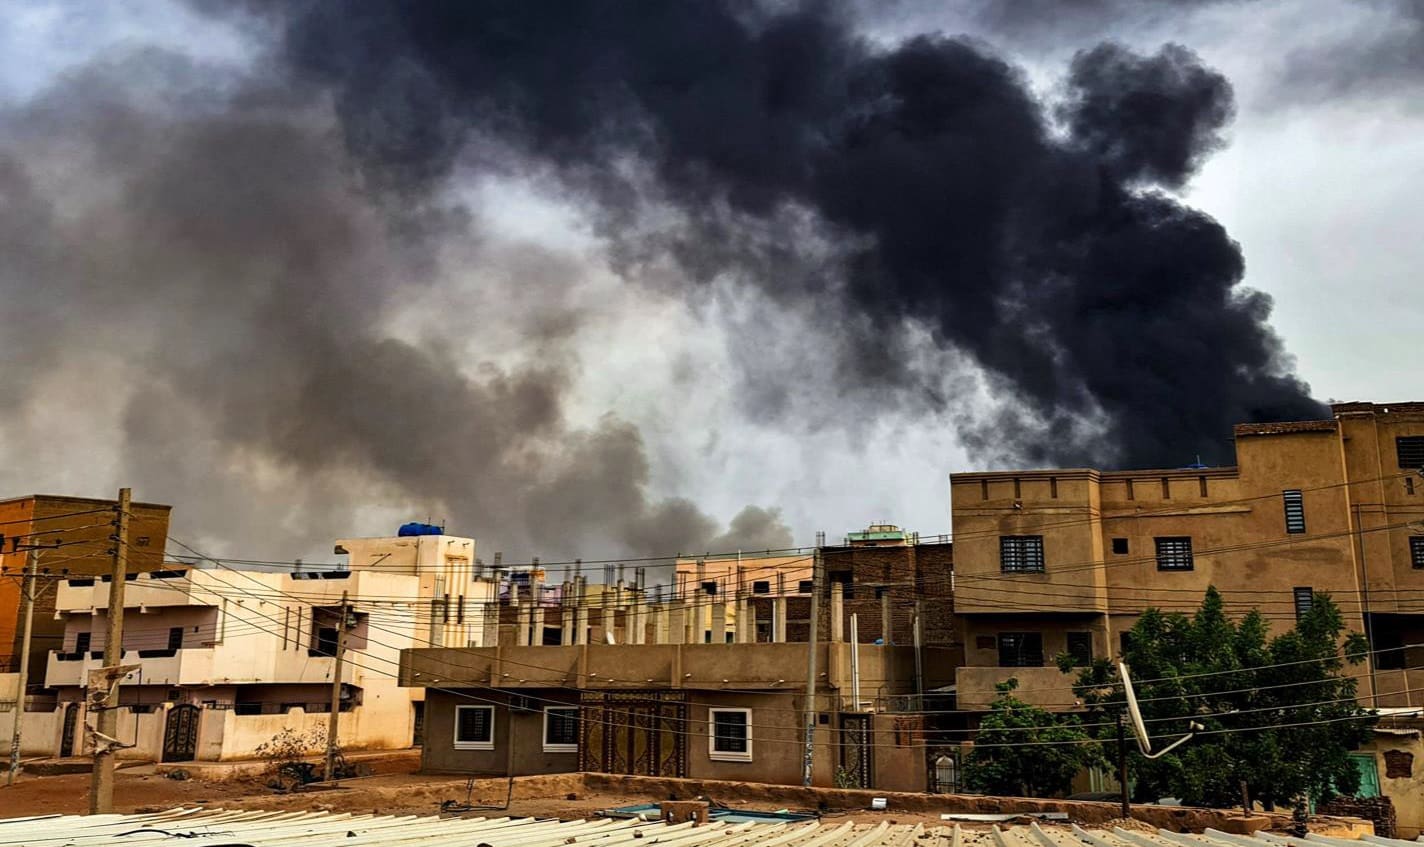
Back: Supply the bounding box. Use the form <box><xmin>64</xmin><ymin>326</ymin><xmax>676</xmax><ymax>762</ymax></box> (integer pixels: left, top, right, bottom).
<box><xmin>324</xmin><ymin>590</ymin><xmax>349</xmax><ymax>782</ymax></box>
<box><xmin>6</xmin><ymin>545</ymin><xmax>40</xmax><ymax>785</ymax></box>
<box><xmin>90</xmin><ymin>487</ymin><xmax>131</xmax><ymax>814</ymax></box>
<box><xmin>801</xmin><ymin>532</ymin><xmax>823</xmax><ymax>787</ymax></box>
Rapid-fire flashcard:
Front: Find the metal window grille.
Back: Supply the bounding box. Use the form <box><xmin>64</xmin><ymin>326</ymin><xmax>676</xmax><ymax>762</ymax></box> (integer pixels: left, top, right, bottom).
<box><xmin>456</xmin><ymin>706</ymin><xmax>493</xmax><ymax>744</ymax></box>
<box><xmin>1294</xmin><ymin>587</ymin><xmax>1314</xmax><ymax>619</ymax></box>
<box><xmin>1155</xmin><ymin>537</ymin><xmax>1194</xmax><ymax>571</ymax></box>
<box><xmin>711</xmin><ymin>710</ymin><xmax>748</xmax><ymax>753</ymax></box>
<box><xmin>1066</xmin><ymin>632</ymin><xmax>1093</xmax><ymax>666</ymax></box>
<box><xmin>1283</xmin><ymin>489</ymin><xmax>1306</xmax><ymax>534</ymax></box>
<box><xmin>545</xmin><ymin>708</ymin><xmax>579</xmax><ymax>746</ymax></box>
<box><xmin>997</xmin><ymin>632</ymin><xmax>1044</xmax><ymax>667</ymax></box>
<box><xmin>1411</xmin><ymin>537</ymin><xmax>1424</xmax><ymax>569</ymax></box>
<box><xmin>1397</xmin><ymin>436</ymin><xmax>1424</xmax><ymax>469</ymax></box>
<box><xmin>999</xmin><ymin>535</ymin><xmax>1045</xmax><ymax>573</ymax></box>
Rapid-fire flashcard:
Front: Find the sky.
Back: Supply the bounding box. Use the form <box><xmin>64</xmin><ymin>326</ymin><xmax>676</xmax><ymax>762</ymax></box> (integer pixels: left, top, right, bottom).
<box><xmin>0</xmin><ymin>0</ymin><xmax>1418</xmax><ymax>568</ymax></box>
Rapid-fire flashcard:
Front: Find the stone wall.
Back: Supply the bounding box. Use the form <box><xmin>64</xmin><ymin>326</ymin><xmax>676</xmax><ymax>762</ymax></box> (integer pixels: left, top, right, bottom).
<box><xmin>1319</xmin><ymin>796</ymin><xmax>1396</xmax><ymax>839</ymax></box>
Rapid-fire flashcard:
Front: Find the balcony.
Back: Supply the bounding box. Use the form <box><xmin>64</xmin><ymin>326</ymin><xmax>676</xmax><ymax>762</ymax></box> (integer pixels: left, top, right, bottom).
<box><xmin>55</xmin><ymin>571</ymin><xmax>205</xmax><ymax>613</ymax></box>
<box><xmin>956</xmin><ymin>665</ymin><xmax>1079</xmax><ymax>711</ymax></box>
<box><xmin>45</xmin><ymin>647</ymin><xmax>217</xmax><ymax>688</ymax></box>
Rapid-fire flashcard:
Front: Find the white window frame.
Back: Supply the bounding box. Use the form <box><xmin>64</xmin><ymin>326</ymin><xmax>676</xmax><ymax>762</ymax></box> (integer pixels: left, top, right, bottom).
<box><xmin>708</xmin><ymin>707</ymin><xmax>753</xmax><ymax>762</ymax></box>
<box><xmin>542</xmin><ymin>706</ymin><xmax>579</xmax><ymax>753</ymax></box>
<box><xmin>453</xmin><ymin>704</ymin><xmax>495</xmax><ymax>750</ymax></box>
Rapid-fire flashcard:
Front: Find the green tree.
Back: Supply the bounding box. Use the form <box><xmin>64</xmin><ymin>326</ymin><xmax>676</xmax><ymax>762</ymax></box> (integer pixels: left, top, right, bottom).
<box><xmin>964</xmin><ymin>678</ymin><xmax>1106</xmax><ymax>797</ymax></box>
<box><xmin>1063</xmin><ymin>587</ymin><xmax>1374</xmax><ymax>809</ymax></box>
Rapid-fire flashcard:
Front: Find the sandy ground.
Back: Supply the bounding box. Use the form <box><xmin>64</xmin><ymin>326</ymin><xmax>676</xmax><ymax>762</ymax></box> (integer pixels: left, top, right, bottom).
<box><xmin>0</xmin><ymin>753</ymin><xmax>965</xmax><ymax>827</ymax></box>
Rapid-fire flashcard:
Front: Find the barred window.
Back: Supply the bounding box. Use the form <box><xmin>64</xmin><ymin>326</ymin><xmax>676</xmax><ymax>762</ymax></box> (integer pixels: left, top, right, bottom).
<box><xmin>1000</xmin><ymin>535</ymin><xmax>1045</xmax><ymax>573</ymax></box>
<box><xmin>709</xmin><ymin>708</ymin><xmax>752</xmax><ymax>761</ymax></box>
<box><xmin>1411</xmin><ymin>537</ymin><xmax>1424</xmax><ymax>569</ymax></box>
<box><xmin>1293</xmin><ymin>587</ymin><xmax>1315</xmax><ymax>620</ymax></box>
<box><xmin>1398</xmin><ymin>436</ymin><xmax>1424</xmax><ymax>469</ymax></box>
<box><xmin>1155</xmin><ymin>537</ymin><xmax>1194</xmax><ymax>571</ymax></box>
<box><xmin>543</xmin><ymin>707</ymin><xmax>579</xmax><ymax>752</ymax></box>
<box><xmin>454</xmin><ymin>705</ymin><xmax>494</xmax><ymax>750</ymax></box>
<box><xmin>1066</xmin><ymin>632</ymin><xmax>1093</xmax><ymax>667</ymax></box>
<box><xmin>998</xmin><ymin>632</ymin><xmax>1044</xmax><ymax>667</ymax></box>
<box><xmin>1283</xmin><ymin>490</ymin><xmax>1306</xmax><ymax>534</ymax></box>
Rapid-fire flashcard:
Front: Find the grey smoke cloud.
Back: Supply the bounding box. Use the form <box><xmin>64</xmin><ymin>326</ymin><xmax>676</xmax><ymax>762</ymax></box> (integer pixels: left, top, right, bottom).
<box><xmin>0</xmin><ymin>49</ymin><xmax>791</xmax><ymax>561</ymax></box>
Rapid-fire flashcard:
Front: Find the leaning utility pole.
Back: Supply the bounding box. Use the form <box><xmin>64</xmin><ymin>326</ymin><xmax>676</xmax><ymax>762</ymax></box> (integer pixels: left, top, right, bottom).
<box><xmin>6</xmin><ymin>543</ymin><xmax>42</xmax><ymax>785</ymax></box>
<box><xmin>324</xmin><ymin>590</ymin><xmax>350</xmax><ymax>782</ymax></box>
<box><xmin>90</xmin><ymin>487</ymin><xmax>132</xmax><ymax>814</ymax></box>
<box><xmin>801</xmin><ymin>532</ymin><xmax>823</xmax><ymax>787</ymax></box>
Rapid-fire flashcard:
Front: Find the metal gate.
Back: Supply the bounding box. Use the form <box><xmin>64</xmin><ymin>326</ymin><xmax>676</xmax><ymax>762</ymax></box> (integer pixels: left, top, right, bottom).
<box><xmin>579</xmin><ymin>692</ymin><xmax>686</xmax><ymax>777</ymax></box>
<box><xmin>162</xmin><ymin>704</ymin><xmax>200</xmax><ymax>762</ymax></box>
<box><xmin>838</xmin><ymin>713</ymin><xmax>872</xmax><ymax>789</ymax></box>
<box><xmin>60</xmin><ymin>703</ymin><xmax>79</xmax><ymax>757</ymax></box>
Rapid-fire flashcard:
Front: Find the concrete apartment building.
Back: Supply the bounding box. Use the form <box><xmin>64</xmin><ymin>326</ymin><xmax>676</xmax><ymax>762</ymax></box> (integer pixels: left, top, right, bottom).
<box><xmin>950</xmin><ymin>401</ymin><xmax>1424</xmax><ymax>712</ymax></box>
<box><xmin>22</xmin><ymin>525</ymin><xmax>492</xmax><ymax>763</ymax></box>
<box><xmin>0</xmin><ymin>494</ymin><xmax>172</xmax><ymax>678</ymax></box>
<box><xmin>401</xmin><ymin>527</ymin><xmax>959</xmax><ymax>792</ymax></box>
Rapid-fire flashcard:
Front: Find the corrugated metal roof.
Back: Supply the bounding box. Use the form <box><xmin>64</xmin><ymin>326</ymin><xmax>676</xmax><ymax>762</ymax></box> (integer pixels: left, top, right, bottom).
<box><xmin>0</xmin><ymin>810</ymin><xmax>1414</xmax><ymax>847</ymax></box>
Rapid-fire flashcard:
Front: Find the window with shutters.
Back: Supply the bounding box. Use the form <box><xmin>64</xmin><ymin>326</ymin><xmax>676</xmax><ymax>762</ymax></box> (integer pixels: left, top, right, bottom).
<box><xmin>1411</xmin><ymin>537</ymin><xmax>1424</xmax><ymax>569</ymax></box>
<box><xmin>1283</xmin><ymin>489</ymin><xmax>1306</xmax><ymax>534</ymax></box>
<box><xmin>998</xmin><ymin>632</ymin><xmax>1044</xmax><ymax>667</ymax></box>
<box><xmin>709</xmin><ymin>708</ymin><xmax>752</xmax><ymax>762</ymax></box>
<box><xmin>542</xmin><ymin>706</ymin><xmax>579</xmax><ymax>752</ymax></box>
<box><xmin>1155</xmin><ymin>537</ymin><xmax>1194</xmax><ymax>571</ymax></box>
<box><xmin>1000</xmin><ymin>535</ymin><xmax>1045</xmax><ymax>573</ymax></box>
<box><xmin>1397</xmin><ymin>436</ymin><xmax>1424</xmax><ymax>469</ymax></box>
<box><xmin>1294</xmin><ymin>587</ymin><xmax>1315</xmax><ymax>620</ymax></box>
<box><xmin>454</xmin><ymin>705</ymin><xmax>495</xmax><ymax>750</ymax></box>
<box><xmin>1066</xmin><ymin>632</ymin><xmax>1093</xmax><ymax>667</ymax></box>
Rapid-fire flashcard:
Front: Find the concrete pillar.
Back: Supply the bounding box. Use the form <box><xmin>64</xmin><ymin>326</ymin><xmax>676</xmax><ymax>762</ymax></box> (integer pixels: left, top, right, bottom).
<box><xmin>483</xmin><ymin>602</ymin><xmax>500</xmax><ymax>647</ymax></box>
<box><xmin>516</xmin><ymin>602</ymin><xmax>531</xmax><ymax>646</ymax></box>
<box><xmin>710</xmin><ymin>602</ymin><xmax>726</xmax><ymax>644</ymax></box>
<box><xmin>736</xmin><ymin>598</ymin><xmax>752</xmax><ymax>643</ymax></box>
<box><xmin>654</xmin><ymin>605</ymin><xmax>671</xmax><ymax>644</ymax></box>
<box><xmin>684</xmin><ymin>599</ymin><xmax>698</xmax><ymax>644</ymax></box>
<box><xmin>575</xmin><ymin>603</ymin><xmax>590</xmax><ymax>646</ymax></box>
<box><xmin>629</xmin><ymin>603</ymin><xmax>645</xmax><ymax>645</ymax></box>
<box><xmin>669</xmin><ymin>604</ymin><xmax>686</xmax><ymax>645</ymax></box>
<box><xmin>830</xmin><ymin>583</ymin><xmax>844</xmax><ymax>643</ymax></box>
<box><xmin>530</xmin><ymin>604</ymin><xmax>546</xmax><ymax>647</ymax></box>
<box><xmin>773</xmin><ymin>597</ymin><xmax>787</xmax><ymax>643</ymax></box>
<box><xmin>560</xmin><ymin>605</ymin><xmax>574</xmax><ymax>646</ymax></box>
<box><xmin>881</xmin><ymin>590</ymin><xmax>892</xmax><ymax>645</ymax></box>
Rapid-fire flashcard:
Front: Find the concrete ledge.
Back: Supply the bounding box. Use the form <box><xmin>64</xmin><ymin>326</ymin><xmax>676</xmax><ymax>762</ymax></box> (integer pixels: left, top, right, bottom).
<box><xmin>23</xmin><ymin>757</ymin><xmax>152</xmax><ymax>776</ymax></box>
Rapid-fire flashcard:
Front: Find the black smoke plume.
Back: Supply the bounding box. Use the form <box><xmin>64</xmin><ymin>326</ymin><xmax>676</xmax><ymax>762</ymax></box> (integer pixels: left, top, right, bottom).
<box><xmin>247</xmin><ymin>0</ymin><xmax>1323</xmax><ymax>467</ymax></box>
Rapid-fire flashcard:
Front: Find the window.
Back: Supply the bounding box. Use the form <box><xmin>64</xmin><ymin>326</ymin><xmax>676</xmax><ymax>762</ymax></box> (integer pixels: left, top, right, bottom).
<box><xmin>1119</xmin><ymin>632</ymin><xmax>1134</xmax><ymax>657</ymax></box>
<box><xmin>543</xmin><ymin>707</ymin><xmax>579</xmax><ymax>752</ymax></box>
<box><xmin>75</xmin><ymin>632</ymin><xmax>91</xmax><ymax>654</ymax></box>
<box><xmin>702</xmin><ymin>581</ymin><xmax>718</xmax><ymax>596</ymax></box>
<box><xmin>1155</xmin><ymin>537</ymin><xmax>1194</xmax><ymax>571</ymax></box>
<box><xmin>1294</xmin><ymin>587</ymin><xmax>1315</xmax><ymax>620</ymax></box>
<box><xmin>752</xmin><ymin>581</ymin><xmax>770</xmax><ymax>595</ymax></box>
<box><xmin>1066</xmin><ymin>632</ymin><xmax>1093</xmax><ymax>667</ymax></box>
<box><xmin>1397</xmin><ymin>436</ymin><xmax>1424</xmax><ymax>469</ymax></box>
<box><xmin>1000</xmin><ymin>535</ymin><xmax>1045</xmax><ymax>573</ymax></box>
<box><xmin>798</xmin><ymin>580</ymin><xmax>814</xmax><ymax>594</ymax></box>
<box><xmin>1411</xmin><ymin>537</ymin><xmax>1424</xmax><ymax>569</ymax></box>
<box><xmin>709</xmin><ymin>708</ymin><xmax>752</xmax><ymax>762</ymax></box>
<box><xmin>997</xmin><ymin>632</ymin><xmax>1044</xmax><ymax>667</ymax></box>
<box><xmin>312</xmin><ymin>626</ymin><xmax>338</xmax><ymax>657</ymax></box>
<box><xmin>1283</xmin><ymin>490</ymin><xmax>1306</xmax><ymax>534</ymax></box>
<box><xmin>167</xmin><ymin>627</ymin><xmax>183</xmax><ymax>651</ymax></box>
<box><xmin>454</xmin><ymin>705</ymin><xmax>495</xmax><ymax>750</ymax></box>
<box><xmin>1111</xmin><ymin>538</ymin><xmax>1129</xmax><ymax>555</ymax></box>
<box><xmin>1408</xmin><ymin>477</ymin><xmax>1416</xmax><ymax>495</ymax></box>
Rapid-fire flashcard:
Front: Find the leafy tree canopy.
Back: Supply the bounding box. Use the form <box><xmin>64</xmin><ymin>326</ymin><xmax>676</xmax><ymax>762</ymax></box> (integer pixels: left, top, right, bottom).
<box><xmin>964</xmin><ymin>677</ymin><xmax>1107</xmax><ymax>797</ymax></box>
<box><xmin>1061</xmin><ymin>586</ymin><xmax>1374</xmax><ymax>808</ymax></box>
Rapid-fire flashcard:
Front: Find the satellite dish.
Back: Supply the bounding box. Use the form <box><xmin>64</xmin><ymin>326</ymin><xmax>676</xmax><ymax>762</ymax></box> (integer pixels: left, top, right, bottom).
<box><xmin>1118</xmin><ymin>661</ymin><xmax>1201</xmax><ymax>760</ymax></box>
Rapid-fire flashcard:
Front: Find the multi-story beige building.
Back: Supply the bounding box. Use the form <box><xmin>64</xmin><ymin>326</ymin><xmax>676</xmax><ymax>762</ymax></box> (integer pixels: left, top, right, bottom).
<box><xmin>24</xmin><ymin>527</ymin><xmax>492</xmax><ymax>764</ymax></box>
<box><xmin>950</xmin><ymin>401</ymin><xmax>1424</xmax><ymax>711</ymax></box>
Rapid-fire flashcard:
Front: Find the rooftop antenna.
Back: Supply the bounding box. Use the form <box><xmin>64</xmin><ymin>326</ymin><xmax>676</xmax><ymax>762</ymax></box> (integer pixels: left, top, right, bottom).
<box><xmin>1119</xmin><ymin>661</ymin><xmax>1201</xmax><ymax>758</ymax></box>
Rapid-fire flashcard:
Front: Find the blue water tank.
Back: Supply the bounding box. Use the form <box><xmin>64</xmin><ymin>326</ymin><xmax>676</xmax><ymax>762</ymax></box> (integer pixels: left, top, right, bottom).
<box><xmin>397</xmin><ymin>522</ymin><xmax>443</xmax><ymax>537</ymax></box>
